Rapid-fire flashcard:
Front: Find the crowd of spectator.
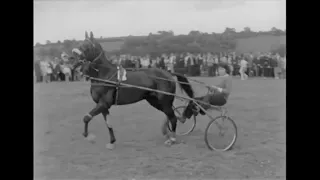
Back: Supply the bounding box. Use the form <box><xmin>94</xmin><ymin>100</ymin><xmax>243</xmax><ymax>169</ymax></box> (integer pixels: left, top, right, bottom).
<box><xmin>34</xmin><ymin>54</ymin><xmax>81</xmax><ymax>83</ymax></box>
<box><xmin>111</xmin><ymin>51</ymin><xmax>286</xmax><ymax>79</ymax></box>
<box><xmin>34</xmin><ymin>51</ymin><xmax>286</xmax><ymax>83</ymax></box>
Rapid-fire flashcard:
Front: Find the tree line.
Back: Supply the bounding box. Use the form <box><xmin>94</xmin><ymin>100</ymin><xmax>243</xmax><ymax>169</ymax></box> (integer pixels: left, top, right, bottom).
<box><xmin>34</xmin><ymin>27</ymin><xmax>286</xmax><ymax>59</ymax></box>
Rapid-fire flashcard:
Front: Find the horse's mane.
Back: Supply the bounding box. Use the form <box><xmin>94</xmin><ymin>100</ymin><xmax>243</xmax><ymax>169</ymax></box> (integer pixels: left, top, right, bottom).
<box><xmin>93</xmin><ymin>40</ymin><xmax>116</xmax><ymax>70</ymax></box>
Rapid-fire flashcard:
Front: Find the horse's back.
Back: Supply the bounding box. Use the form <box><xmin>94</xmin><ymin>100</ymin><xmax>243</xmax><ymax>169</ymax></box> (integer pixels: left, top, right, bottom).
<box><xmin>141</xmin><ymin>68</ymin><xmax>176</xmax><ymax>94</ymax></box>
<box><xmin>124</xmin><ymin>68</ymin><xmax>176</xmax><ymax>93</ymax></box>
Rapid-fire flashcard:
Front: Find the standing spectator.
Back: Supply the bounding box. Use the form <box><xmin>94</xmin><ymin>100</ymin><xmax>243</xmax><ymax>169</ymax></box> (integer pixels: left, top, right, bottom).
<box><xmin>158</xmin><ymin>55</ymin><xmax>165</xmax><ymax>70</ymax></box>
<box><xmin>239</xmin><ymin>56</ymin><xmax>248</xmax><ymax>80</ymax></box>
<box><xmin>246</xmin><ymin>53</ymin><xmax>253</xmax><ymax>77</ymax></box>
<box><xmin>232</xmin><ymin>56</ymin><xmax>239</xmax><ymax>76</ymax></box>
<box><xmin>185</xmin><ymin>53</ymin><xmax>193</xmax><ymax>76</ymax></box>
<box><xmin>135</xmin><ymin>56</ymin><xmax>141</xmax><ymax>69</ymax></box>
<box><xmin>266</xmin><ymin>54</ymin><xmax>273</xmax><ymax>78</ymax></box>
<box><xmin>155</xmin><ymin>56</ymin><xmax>161</xmax><ymax>68</ymax></box>
<box><xmin>34</xmin><ymin>60</ymin><xmax>42</xmax><ymax>82</ymax></box>
<box><xmin>197</xmin><ymin>53</ymin><xmax>204</xmax><ymax>75</ymax></box>
<box><xmin>62</xmin><ymin>63</ymin><xmax>71</xmax><ymax>82</ymax></box>
<box><xmin>257</xmin><ymin>54</ymin><xmax>264</xmax><ymax>77</ymax></box>
<box><xmin>261</xmin><ymin>54</ymin><xmax>269</xmax><ymax>79</ymax></box>
<box><xmin>272</xmin><ymin>54</ymin><xmax>281</xmax><ymax>79</ymax></box>
<box><xmin>52</xmin><ymin>58</ymin><xmax>61</xmax><ymax>81</ymax></box>
<box><xmin>252</xmin><ymin>55</ymin><xmax>259</xmax><ymax>77</ymax></box>
<box><xmin>68</xmin><ymin>57</ymin><xmax>77</xmax><ymax>81</ymax></box>
<box><xmin>168</xmin><ymin>53</ymin><xmax>175</xmax><ymax>73</ymax></box>
<box><xmin>151</xmin><ymin>56</ymin><xmax>157</xmax><ymax>68</ymax></box>
<box><xmin>175</xmin><ymin>54</ymin><xmax>184</xmax><ymax>68</ymax></box>
<box><xmin>190</xmin><ymin>54</ymin><xmax>197</xmax><ymax>76</ymax></box>
<box><xmin>40</xmin><ymin>59</ymin><xmax>52</xmax><ymax>83</ymax></box>
<box><xmin>140</xmin><ymin>56</ymin><xmax>150</xmax><ymax>69</ymax></box>
<box><xmin>123</xmin><ymin>55</ymin><xmax>132</xmax><ymax>68</ymax></box>
<box><xmin>163</xmin><ymin>54</ymin><xmax>169</xmax><ymax>71</ymax></box>
<box><xmin>227</xmin><ymin>55</ymin><xmax>233</xmax><ymax>76</ymax></box>
<box><xmin>280</xmin><ymin>55</ymin><xmax>286</xmax><ymax>79</ymax></box>
<box><xmin>220</xmin><ymin>55</ymin><xmax>227</xmax><ymax>64</ymax></box>
<box><xmin>175</xmin><ymin>54</ymin><xmax>185</xmax><ymax>74</ymax></box>
<box><xmin>207</xmin><ymin>53</ymin><xmax>214</xmax><ymax>77</ymax></box>
<box><xmin>202</xmin><ymin>54</ymin><xmax>208</xmax><ymax>71</ymax></box>
<box><xmin>213</xmin><ymin>54</ymin><xmax>219</xmax><ymax>76</ymax></box>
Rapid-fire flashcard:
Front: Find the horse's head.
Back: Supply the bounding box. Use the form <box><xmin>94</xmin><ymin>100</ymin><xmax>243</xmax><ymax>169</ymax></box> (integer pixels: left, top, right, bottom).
<box><xmin>72</xmin><ymin>31</ymin><xmax>106</xmax><ymax>76</ymax></box>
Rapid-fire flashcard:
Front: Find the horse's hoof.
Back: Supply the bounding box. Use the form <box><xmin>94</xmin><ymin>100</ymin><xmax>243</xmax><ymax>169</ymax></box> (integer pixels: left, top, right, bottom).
<box><xmin>83</xmin><ymin>132</ymin><xmax>88</xmax><ymax>138</ymax></box>
<box><xmin>164</xmin><ymin>139</ymin><xmax>172</xmax><ymax>146</ymax></box>
<box><xmin>86</xmin><ymin>133</ymin><xmax>96</xmax><ymax>141</ymax></box>
<box><xmin>170</xmin><ymin>137</ymin><xmax>177</xmax><ymax>143</ymax></box>
<box><xmin>164</xmin><ymin>137</ymin><xmax>177</xmax><ymax>146</ymax></box>
<box><xmin>106</xmin><ymin>143</ymin><xmax>115</xmax><ymax>150</ymax></box>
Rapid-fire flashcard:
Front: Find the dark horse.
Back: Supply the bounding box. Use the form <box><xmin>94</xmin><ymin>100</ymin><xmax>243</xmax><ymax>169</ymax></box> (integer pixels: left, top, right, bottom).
<box><xmin>72</xmin><ymin>31</ymin><xmax>194</xmax><ymax>149</ymax></box>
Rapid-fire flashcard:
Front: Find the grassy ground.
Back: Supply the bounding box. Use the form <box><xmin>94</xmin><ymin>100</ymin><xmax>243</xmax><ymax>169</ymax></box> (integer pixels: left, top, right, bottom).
<box><xmin>34</xmin><ymin>77</ymin><xmax>286</xmax><ymax>179</ymax></box>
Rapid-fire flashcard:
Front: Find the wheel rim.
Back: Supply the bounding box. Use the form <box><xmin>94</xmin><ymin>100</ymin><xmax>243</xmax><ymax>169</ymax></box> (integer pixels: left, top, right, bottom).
<box><xmin>168</xmin><ymin>106</ymin><xmax>196</xmax><ymax>136</ymax></box>
<box><xmin>205</xmin><ymin>116</ymin><xmax>237</xmax><ymax>151</ymax></box>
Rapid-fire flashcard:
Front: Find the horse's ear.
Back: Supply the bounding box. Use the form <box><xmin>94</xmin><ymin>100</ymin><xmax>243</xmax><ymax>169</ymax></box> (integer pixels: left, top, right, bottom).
<box><xmin>85</xmin><ymin>31</ymin><xmax>89</xmax><ymax>39</ymax></box>
<box><xmin>90</xmin><ymin>31</ymin><xmax>94</xmax><ymax>40</ymax></box>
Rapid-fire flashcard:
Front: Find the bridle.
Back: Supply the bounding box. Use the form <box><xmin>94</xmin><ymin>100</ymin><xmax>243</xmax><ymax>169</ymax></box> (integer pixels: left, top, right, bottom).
<box><xmin>74</xmin><ymin>38</ymin><xmax>104</xmax><ymax>72</ymax></box>
<box><xmin>73</xmin><ymin>38</ymin><xmax>118</xmax><ymax>79</ymax></box>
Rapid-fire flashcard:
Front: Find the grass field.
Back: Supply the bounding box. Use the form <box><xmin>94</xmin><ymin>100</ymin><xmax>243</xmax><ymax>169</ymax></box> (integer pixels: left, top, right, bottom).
<box><xmin>34</xmin><ymin>77</ymin><xmax>286</xmax><ymax>179</ymax></box>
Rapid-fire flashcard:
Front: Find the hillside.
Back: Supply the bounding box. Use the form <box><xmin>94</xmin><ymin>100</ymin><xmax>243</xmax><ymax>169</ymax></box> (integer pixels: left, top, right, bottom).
<box><xmin>34</xmin><ymin>29</ymin><xmax>286</xmax><ymax>58</ymax></box>
<box><xmin>100</xmin><ymin>41</ymin><xmax>124</xmax><ymax>52</ymax></box>
<box><xmin>235</xmin><ymin>35</ymin><xmax>286</xmax><ymax>54</ymax></box>
<box><xmin>98</xmin><ymin>35</ymin><xmax>286</xmax><ymax>54</ymax></box>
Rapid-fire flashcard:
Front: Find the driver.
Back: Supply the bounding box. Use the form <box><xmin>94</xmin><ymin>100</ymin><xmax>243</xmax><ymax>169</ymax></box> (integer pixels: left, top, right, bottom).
<box><xmin>179</xmin><ymin>63</ymin><xmax>232</xmax><ymax>123</ymax></box>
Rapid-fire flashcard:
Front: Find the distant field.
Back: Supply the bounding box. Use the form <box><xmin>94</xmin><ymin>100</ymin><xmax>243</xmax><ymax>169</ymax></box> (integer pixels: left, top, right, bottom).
<box><xmin>236</xmin><ymin>35</ymin><xmax>286</xmax><ymax>53</ymax></box>
<box><xmin>34</xmin><ymin>78</ymin><xmax>286</xmax><ymax>179</ymax></box>
<box><xmin>34</xmin><ymin>35</ymin><xmax>286</xmax><ymax>55</ymax></box>
<box><xmin>100</xmin><ymin>41</ymin><xmax>125</xmax><ymax>52</ymax></box>
<box><xmin>98</xmin><ymin>35</ymin><xmax>286</xmax><ymax>53</ymax></box>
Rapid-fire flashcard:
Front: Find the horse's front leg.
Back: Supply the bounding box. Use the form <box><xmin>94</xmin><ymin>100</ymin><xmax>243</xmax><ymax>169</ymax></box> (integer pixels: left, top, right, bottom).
<box><xmin>83</xmin><ymin>102</ymin><xmax>105</xmax><ymax>139</ymax></box>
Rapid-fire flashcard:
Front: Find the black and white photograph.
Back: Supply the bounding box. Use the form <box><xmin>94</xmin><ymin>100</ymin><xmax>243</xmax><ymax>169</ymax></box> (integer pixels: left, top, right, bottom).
<box><xmin>34</xmin><ymin>0</ymin><xmax>286</xmax><ymax>179</ymax></box>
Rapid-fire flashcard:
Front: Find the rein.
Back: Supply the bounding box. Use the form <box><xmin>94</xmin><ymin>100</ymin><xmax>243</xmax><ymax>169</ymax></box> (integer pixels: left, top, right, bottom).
<box><xmin>83</xmin><ymin>75</ymin><xmax>225</xmax><ymax>112</ymax></box>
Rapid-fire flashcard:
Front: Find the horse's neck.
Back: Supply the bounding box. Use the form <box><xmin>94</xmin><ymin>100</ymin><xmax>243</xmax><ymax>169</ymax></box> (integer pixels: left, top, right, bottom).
<box><xmin>97</xmin><ymin>58</ymin><xmax>117</xmax><ymax>78</ymax></box>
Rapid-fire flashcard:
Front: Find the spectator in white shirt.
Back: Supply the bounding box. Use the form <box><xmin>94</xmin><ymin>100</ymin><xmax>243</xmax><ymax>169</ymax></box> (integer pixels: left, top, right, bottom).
<box><xmin>239</xmin><ymin>57</ymin><xmax>248</xmax><ymax>80</ymax></box>
<box><xmin>40</xmin><ymin>59</ymin><xmax>52</xmax><ymax>83</ymax></box>
<box><xmin>140</xmin><ymin>56</ymin><xmax>150</xmax><ymax>68</ymax></box>
<box><xmin>227</xmin><ymin>56</ymin><xmax>233</xmax><ymax>76</ymax></box>
<box><xmin>167</xmin><ymin>53</ymin><xmax>175</xmax><ymax>73</ymax></box>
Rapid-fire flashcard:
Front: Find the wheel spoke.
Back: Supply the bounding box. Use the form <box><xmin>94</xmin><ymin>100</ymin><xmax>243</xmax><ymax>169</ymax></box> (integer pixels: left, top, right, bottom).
<box><xmin>205</xmin><ymin>116</ymin><xmax>237</xmax><ymax>151</ymax></box>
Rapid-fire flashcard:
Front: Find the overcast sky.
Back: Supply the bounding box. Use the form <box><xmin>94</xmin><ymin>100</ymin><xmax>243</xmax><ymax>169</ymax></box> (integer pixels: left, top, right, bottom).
<box><xmin>34</xmin><ymin>0</ymin><xmax>286</xmax><ymax>44</ymax></box>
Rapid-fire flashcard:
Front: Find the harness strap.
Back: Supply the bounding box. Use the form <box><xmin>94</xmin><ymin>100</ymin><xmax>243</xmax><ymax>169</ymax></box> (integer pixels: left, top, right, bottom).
<box><xmin>115</xmin><ymin>65</ymin><xmax>121</xmax><ymax>105</ymax></box>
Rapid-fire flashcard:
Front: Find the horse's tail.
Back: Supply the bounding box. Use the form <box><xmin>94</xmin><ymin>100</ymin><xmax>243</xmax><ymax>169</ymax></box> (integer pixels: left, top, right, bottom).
<box><xmin>171</xmin><ymin>73</ymin><xmax>194</xmax><ymax>98</ymax></box>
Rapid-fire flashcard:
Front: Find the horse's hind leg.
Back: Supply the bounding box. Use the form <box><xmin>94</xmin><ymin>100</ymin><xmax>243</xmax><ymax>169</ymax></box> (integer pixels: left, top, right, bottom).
<box><xmin>102</xmin><ymin>109</ymin><xmax>116</xmax><ymax>150</ymax></box>
<box><xmin>146</xmin><ymin>97</ymin><xmax>168</xmax><ymax>136</ymax></box>
<box><xmin>146</xmin><ymin>96</ymin><xmax>177</xmax><ymax>146</ymax></box>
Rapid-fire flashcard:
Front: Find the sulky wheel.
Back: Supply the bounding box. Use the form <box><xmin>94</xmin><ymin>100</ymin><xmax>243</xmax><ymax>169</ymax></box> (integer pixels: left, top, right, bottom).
<box><xmin>167</xmin><ymin>106</ymin><xmax>197</xmax><ymax>136</ymax></box>
<box><xmin>204</xmin><ymin>115</ymin><xmax>237</xmax><ymax>151</ymax></box>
